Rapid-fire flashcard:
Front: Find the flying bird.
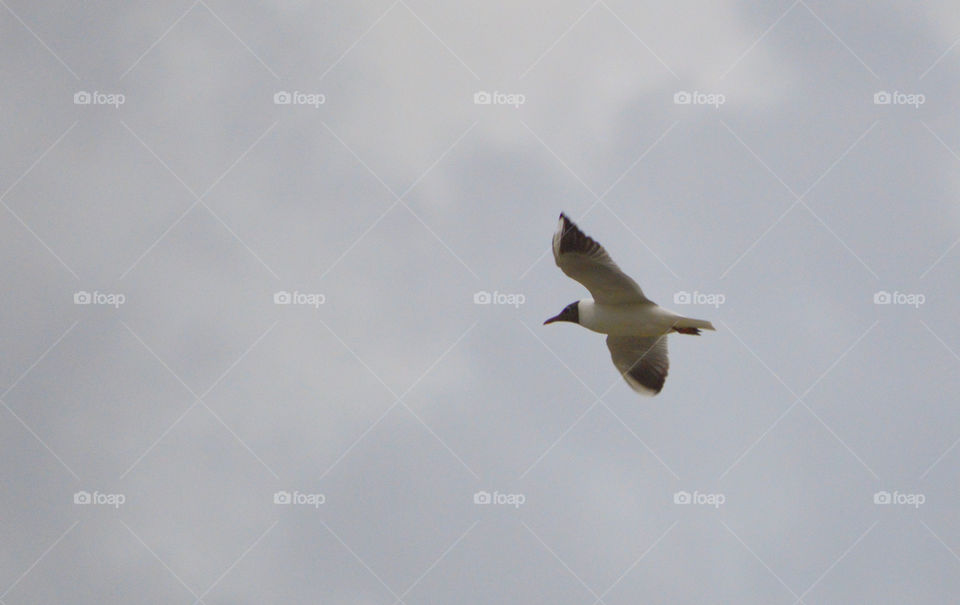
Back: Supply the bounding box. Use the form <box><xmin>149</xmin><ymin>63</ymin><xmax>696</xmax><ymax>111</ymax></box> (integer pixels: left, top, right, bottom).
<box><xmin>545</xmin><ymin>213</ymin><xmax>715</xmax><ymax>395</ymax></box>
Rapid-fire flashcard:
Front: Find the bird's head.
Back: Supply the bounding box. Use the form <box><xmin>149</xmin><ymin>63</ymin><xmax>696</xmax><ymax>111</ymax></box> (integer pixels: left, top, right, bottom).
<box><xmin>544</xmin><ymin>301</ymin><xmax>580</xmax><ymax>325</ymax></box>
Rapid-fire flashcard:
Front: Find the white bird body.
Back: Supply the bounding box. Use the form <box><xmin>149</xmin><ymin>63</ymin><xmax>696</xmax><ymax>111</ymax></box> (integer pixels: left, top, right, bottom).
<box><xmin>545</xmin><ymin>213</ymin><xmax>715</xmax><ymax>396</ymax></box>
<box><xmin>577</xmin><ymin>299</ymin><xmax>712</xmax><ymax>337</ymax></box>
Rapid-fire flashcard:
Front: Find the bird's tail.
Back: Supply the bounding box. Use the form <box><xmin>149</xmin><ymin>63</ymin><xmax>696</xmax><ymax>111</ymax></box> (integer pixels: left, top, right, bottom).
<box><xmin>671</xmin><ymin>316</ymin><xmax>715</xmax><ymax>334</ymax></box>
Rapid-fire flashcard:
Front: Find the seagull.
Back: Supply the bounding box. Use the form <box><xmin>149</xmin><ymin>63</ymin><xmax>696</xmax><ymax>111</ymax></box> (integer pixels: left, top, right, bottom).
<box><xmin>544</xmin><ymin>213</ymin><xmax>715</xmax><ymax>396</ymax></box>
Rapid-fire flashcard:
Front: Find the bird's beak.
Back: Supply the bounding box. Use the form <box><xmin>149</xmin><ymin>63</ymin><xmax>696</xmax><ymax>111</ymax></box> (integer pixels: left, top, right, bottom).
<box><xmin>543</xmin><ymin>314</ymin><xmax>562</xmax><ymax>325</ymax></box>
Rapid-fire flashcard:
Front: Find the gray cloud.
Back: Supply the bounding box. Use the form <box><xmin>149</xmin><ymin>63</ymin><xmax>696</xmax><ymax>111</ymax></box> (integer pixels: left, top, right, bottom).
<box><xmin>2</xmin><ymin>1</ymin><xmax>959</xmax><ymax>603</ymax></box>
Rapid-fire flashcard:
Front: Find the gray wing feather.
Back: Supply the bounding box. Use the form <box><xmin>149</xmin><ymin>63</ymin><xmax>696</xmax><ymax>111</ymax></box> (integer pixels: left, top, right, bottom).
<box><xmin>552</xmin><ymin>213</ymin><xmax>649</xmax><ymax>304</ymax></box>
<box><xmin>606</xmin><ymin>335</ymin><xmax>669</xmax><ymax>396</ymax></box>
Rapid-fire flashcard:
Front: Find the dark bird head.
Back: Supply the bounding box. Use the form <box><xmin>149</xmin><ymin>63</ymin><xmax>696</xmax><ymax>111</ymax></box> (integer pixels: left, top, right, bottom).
<box><xmin>544</xmin><ymin>301</ymin><xmax>580</xmax><ymax>325</ymax></box>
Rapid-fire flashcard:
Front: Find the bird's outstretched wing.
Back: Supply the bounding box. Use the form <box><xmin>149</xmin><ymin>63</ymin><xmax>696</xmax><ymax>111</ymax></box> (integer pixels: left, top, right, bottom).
<box><xmin>606</xmin><ymin>335</ymin><xmax>669</xmax><ymax>395</ymax></box>
<box><xmin>552</xmin><ymin>213</ymin><xmax>649</xmax><ymax>304</ymax></box>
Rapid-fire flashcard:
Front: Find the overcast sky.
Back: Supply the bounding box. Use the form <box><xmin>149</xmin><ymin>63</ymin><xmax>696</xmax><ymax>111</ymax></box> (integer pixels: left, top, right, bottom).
<box><xmin>2</xmin><ymin>1</ymin><xmax>960</xmax><ymax>603</ymax></box>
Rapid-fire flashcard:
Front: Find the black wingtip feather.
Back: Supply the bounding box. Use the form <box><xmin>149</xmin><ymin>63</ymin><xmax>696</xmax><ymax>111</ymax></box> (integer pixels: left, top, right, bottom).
<box><xmin>556</xmin><ymin>212</ymin><xmax>602</xmax><ymax>257</ymax></box>
<box><xmin>625</xmin><ymin>365</ymin><xmax>666</xmax><ymax>395</ymax></box>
